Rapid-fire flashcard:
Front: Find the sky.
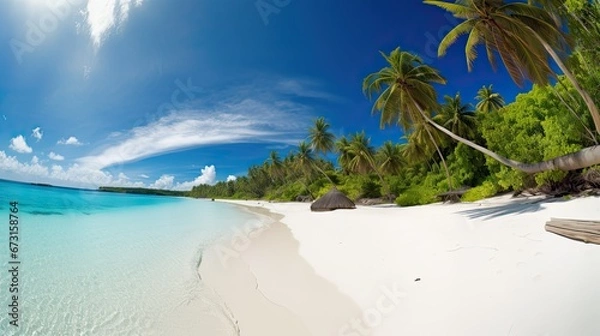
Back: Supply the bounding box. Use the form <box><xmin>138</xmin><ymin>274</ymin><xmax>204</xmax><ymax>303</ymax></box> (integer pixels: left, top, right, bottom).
<box><xmin>0</xmin><ymin>0</ymin><xmax>531</xmax><ymax>190</ymax></box>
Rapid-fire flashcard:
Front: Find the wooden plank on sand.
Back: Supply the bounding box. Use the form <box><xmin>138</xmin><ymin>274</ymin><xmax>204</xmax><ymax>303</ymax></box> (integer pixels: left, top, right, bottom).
<box><xmin>545</xmin><ymin>218</ymin><xmax>600</xmax><ymax>245</ymax></box>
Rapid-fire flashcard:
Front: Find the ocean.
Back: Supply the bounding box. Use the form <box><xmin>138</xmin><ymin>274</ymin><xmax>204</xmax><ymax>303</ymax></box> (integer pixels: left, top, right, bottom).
<box><xmin>0</xmin><ymin>179</ymin><xmax>256</xmax><ymax>335</ymax></box>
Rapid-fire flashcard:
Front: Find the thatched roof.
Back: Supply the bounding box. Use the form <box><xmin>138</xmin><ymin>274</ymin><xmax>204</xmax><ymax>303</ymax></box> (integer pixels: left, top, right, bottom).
<box><xmin>310</xmin><ymin>187</ymin><xmax>356</xmax><ymax>212</ymax></box>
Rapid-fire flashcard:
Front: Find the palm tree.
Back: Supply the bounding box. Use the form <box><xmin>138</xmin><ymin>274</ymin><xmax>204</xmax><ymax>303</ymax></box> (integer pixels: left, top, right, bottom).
<box><xmin>346</xmin><ymin>132</ymin><xmax>393</xmax><ymax>198</ymax></box>
<box><xmin>363</xmin><ymin>47</ymin><xmax>454</xmax><ymax>190</ymax></box>
<box><xmin>364</xmin><ymin>47</ymin><xmax>600</xmax><ymax>174</ymax></box>
<box><xmin>476</xmin><ymin>85</ymin><xmax>505</xmax><ymax>113</ymax></box>
<box><xmin>294</xmin><ymin>142</ymin><xmax>317</xmax><ymax>198</ymax></box>
<box><xmin>265</xmin><ymin>151</ymin><xmax>285</xmax><ymax>182</ymax></box>
<box><xmin>309</xmin><ymin>117</ymin><xmax>335</xmax><ymax>154</ymax></box>
<box><xmin>425</xmin><ymin>0</ymin><xmax>600</xmax><ymax>134</ymax></box>
<box><xmin>336</xmin><ymin>136</ymin><xmax>352</xmax><ymax>174</ymax></box>
<box><xmin>435</xmin><ymin>93</ymin><xmax>477</xmax><ymax>140</ymax></box>
<box><xmin>295</xmin><ymin>142</ymin><xmax>316</xmax><ymax>178</ymax></box>
<box><xmin>346</xmin><ymin>132</ymin><xmax>377</xmax><ymax>175</ymax></box>
<box><xmin>307</xmin><ymin>117</ymin><xmax>336</xmax><ymax>184</ymax></box>
<box><xmin>376</xmin><ymin>141</ymin><xmax>405</xmax><ymax>175</ymax></box>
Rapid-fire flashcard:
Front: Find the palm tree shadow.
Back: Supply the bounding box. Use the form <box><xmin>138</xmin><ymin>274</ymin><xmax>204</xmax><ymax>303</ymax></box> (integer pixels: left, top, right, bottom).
<box><xmin>458</xmin><ymin>198</ymin><xmax>566</xmax><ymax>221</ymax></box>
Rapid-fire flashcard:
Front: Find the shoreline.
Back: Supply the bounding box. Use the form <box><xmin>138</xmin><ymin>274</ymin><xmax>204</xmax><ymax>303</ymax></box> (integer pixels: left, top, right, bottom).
<box><xmin>199</xmin><ymin>200</ymin><xmax>362</xmax><ymax>335</ymax></box>
<box><xmin>200</xmin><ymin>196</ymin><xmax>600</xmax><ymax>335</ymax></box>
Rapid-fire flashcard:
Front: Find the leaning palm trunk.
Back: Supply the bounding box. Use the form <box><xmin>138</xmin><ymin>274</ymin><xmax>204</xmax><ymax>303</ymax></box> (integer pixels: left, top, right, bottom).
<box><xmin>423</xmin><ymin>123</ymin><xmax>454</xmax><ymax>192</ymax></box>
<box><xmin>531</xmin><ymin>29</ymin><xmax>600</xmax><ymax>134</ymax></box>
<box><xmin>367</xmin><ymin>160</ymin><xmax>392</xmax><ymax>201</ymax></box>
<box><xmin>311</xmin><ymin>162</ymin><xmax>335</xmax><ymax>185</ymax></box>
<box><xmin>418</xmin><ymin>109</ymin><xmax>600</xmax><ymax>174</ymax></box>
<box><xmin>548</xmin><ymin>85</ymin><xmax>598</xmax><ymax>144</ymax></box>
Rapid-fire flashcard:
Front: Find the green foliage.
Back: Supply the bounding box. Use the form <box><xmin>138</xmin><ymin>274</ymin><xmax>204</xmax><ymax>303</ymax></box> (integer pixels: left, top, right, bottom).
<box><xmin>335</xmin><ymin>176</ymin><xmax>361</xmax><ymax>201</ymax></box>
<box><xmin>360</xmin><ymin>179</ymin><xmax>382</xmax><ymax>199</ymax></box>
<box><xmin>480</xmin><ymin>82</ymin><xmax>589</xmax><ymax>190</ymax></box>
<box><xmin>266</xmin><ymin>182</ymin><xmax>308</xmax><ymax>201</ymax></box>
<box><xmin>447</xmin><ymin>143</ymin><xmax>488</xmax><ymax>187</ymax></box>
<box><xmin>395</xmin><ymin>185</ymin><xmax>439</xmax><ymax>207</ymax></box>
<box><xmin>461</xmin><ymin>181</ymin><xmax>500</xmax><ymax>202</ymax></box>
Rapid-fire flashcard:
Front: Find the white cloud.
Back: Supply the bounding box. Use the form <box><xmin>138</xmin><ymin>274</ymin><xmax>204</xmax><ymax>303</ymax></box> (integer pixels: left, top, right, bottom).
<box><xmin>9</xmin><ymin>135</ymin><xmax>33</xmax><ymax>153</ymax></box>
<box><xmin>48</xmin><ymin>152</ymin><xmax>65</xmax><ymax>161</ymax></box>
<box><xmin>0</xmin><ymin>151</ymin><xmax>144</xmax><ymax>188</ymax></box>
<box><xmin>31</xmin><ymin>127</ymin><xmax>43</xmax><ymax>141</ymax></box>
<box><xmin>139</xmin><ymin>174</ymin><xmax>149</xmax><ymax>179</ymax></box>
<box><xmin>58</xmin><ymin>136</ymin><xmax>83</xmax><ymax>146</ymax></box>
<box><xmin>226</xmin><ymin>175</ymin><xmax>237</xmax><ymax>182</ymax></box>
<box><xmin>85</xmin><ymin>0</ymin><xmax>145</xmax><ymax>48</ymax></box>
<box><xmin>173</xmin><ymin>165</ymin><xmax>217</xmax><ymax>191</ymax></box>
<box><xmin>77</xmin><ymin>99</ymin><xmax>310</xmax><ymax>170</ymax></box>
<box><xmin>149</xmin><ymin>174</ymin><xmax>175</xmax><ymax>190</ymax></box>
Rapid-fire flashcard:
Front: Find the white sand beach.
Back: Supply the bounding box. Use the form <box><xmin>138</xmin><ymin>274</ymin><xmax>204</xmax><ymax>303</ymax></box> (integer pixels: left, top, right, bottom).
<box><xmin>200</xmin><ymin>195</ymin><xmax>600</xmax><ymax>336</ymax></box>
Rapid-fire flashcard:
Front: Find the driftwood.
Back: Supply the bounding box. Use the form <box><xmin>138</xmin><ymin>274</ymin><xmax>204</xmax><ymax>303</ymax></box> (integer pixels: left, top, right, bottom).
<box><xmin>545</xmin><ymin>218</ymin><xmax>600</xmax><ymax>245</ymax></box>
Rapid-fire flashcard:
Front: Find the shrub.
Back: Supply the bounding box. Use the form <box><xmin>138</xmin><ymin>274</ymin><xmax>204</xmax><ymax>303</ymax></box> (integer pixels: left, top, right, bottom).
<box><xmin>395</xmin><ymin>185</ymin><xmax>439</xmax><ymax>206</ymax></box>
<box><xmin>360</xmin><ymin>179</ymin><xmax>382</xmax><ymax>198</ymax></box>
<box><xmin>461</xmin><ymin>181</ymin><xmax>500</xmax><ymax>202</ymax></box>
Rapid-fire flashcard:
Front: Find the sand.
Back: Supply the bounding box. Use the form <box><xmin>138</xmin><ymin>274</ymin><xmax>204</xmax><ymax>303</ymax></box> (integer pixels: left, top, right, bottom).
<box><xmin>199</xmin><ymin>195</ymin><xmax>600</xmax><ymax>336</ymax></box>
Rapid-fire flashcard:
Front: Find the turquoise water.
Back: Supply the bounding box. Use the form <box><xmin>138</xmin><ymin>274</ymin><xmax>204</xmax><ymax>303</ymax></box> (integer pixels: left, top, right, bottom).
<box><xmin>0</xmin><ymin>179</ymin><xmax>257</xmax><ymax>335</ymax></box>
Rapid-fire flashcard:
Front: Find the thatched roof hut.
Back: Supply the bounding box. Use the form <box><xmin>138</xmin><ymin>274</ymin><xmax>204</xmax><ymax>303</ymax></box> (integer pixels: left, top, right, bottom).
<box><xmin>310</xmin><ymin>187</ymin><xmax>356</xmax><ymax>212</ymax></box>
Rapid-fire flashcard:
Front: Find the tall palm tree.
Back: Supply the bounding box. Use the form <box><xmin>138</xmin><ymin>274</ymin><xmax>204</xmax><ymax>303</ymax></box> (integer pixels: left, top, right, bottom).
<box><xmin>308</xmin><ymin>117</ymin><xmax>336</xmax><ymax>184</ymax></box>
<box><xmin>295</xmin><ymin>142</ymin><xmax>316</xmax><ymax>178</ymax></box>
<box><xmin>346</xmin><ymin>132</ymin><xmax>377</xmax><ymax>175</ymax></box>
<box><xmin>346</xmin><ymin>132</ymin><xmax>393</xmax><ymax>198</ymax></box>
<box><xmin>376</xmin><ymin>141</ymin><xmax>405</xmax><ymax>175</ymax></box>
<box><xmin>336</xmin><ymin>136</ymin><xmax>352</xmax><ymax>174</ymax></box>
<box><xmin>363</xmin><ymin>47</ymin><xmax>454</xmax><ymax>190</ymax></box>
<box><xmin>294</xmin><ymin>142</ymin><xmax>317</xmax><ymax>198</ymax></box>
<box><xmin>434</xmin><ymin>93</ymin><xmax>477</xmax><ymax>140</ymax></box>
<box><xmin>425</xmin><ymin>0</ymin><xmax>600</xmax><ymax>134</ymax></box>
<box><xmin>308</xmin><ymin>117</ymin><xmax>335</xmax><ymax>154</ymax></box>
<box><xmin>364</xmin><ymin>47</ymin><xmax>600</xmax><ymax>174</ymax></box>
<box><xmin>475</xmin><ymin>85</ymin><xmax>505</xmax><ymax>113</ymax></box>
<box><xmin>265</xmin><ymin>151</ymin><xmax>285</xmax><ymax>182</ymax></box>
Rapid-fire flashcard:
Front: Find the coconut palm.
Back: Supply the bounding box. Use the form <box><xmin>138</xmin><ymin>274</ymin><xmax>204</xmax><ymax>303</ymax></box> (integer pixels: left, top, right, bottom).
<box><xmin>424</xmin><ymin>0</ymin><xmax>600</xmax><ymax>134</ymax></box>
<box><xmin>346</xmin><ymin>132</ymin><xmax>377</xmax><ymax>175</ymax></box>
<box><xmin>308</xmin><ymin>117</ymin><xmax>336</xmax><ymax>184</ymax></box>
<box><xmin>376</xmin><ymin>141</ymin><xmax>405</xmax><ymax>175</ymax></box>
<box><xmin>346</xmin><ymin>132</ymin><xmax>393</xmax><ymax>198</ymax></box>
<box><xmin>363</xmin><ymin>47</ymin><xmax>454</xmax><ymax>190</ymax></box>
<box><xmin>265</xmin><ymin>151</ymin><xmax>285</xmax><ymax>182</ymax></box>
<box><xmin>295</xmin><ymin>142</ymin><xmax>316</xmax><ymax>178</ymax></box>
<box><xmin>364</xmin><ymin>47</ymin><xmax>600</xmax><ymax>174</ymax></box>
<box><xmin>435</xmin><ymin>93</ymin><xmax>477</xmax><ymax>140</ymax></box>
<box><xmin>308</xmin><ymin>117</ymin><xmax>335</xmax><ymax>154</ymax></box>
<box><xmin>293</xmin><ymin>142</ymin><xmax>318</xmax><ymax>198</ymax></box>
<box><xmin>336</xmin><ymin>136</ymin><xmax>352</xmax><ymax>174</ymax></box>
<box><xmin>476</xmin><ymin>85</ymin><xmax>505</xmax><ymax>113</ymax></box>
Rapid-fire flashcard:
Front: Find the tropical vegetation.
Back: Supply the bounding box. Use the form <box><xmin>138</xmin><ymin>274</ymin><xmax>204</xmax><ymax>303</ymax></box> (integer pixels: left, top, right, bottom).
<box><xmin>188</xmin><ymin>0</ymin><xmax>600</xmax><ymax>206</ymax></box>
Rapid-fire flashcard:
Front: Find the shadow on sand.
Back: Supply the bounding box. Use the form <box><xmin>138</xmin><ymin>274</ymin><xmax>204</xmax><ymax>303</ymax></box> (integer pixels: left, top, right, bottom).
<box><xmin>458</xmin><ymin>197</ymin><xmax>567</xmax><ymax>221</ymax></box>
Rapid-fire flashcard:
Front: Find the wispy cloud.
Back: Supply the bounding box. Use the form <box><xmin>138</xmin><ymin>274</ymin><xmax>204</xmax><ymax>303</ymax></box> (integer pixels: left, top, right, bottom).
<box><xmin>9</xmin><ymin>135</ymin><xmax>33</xmax><ymax>153</ymax></box>
<box><xmin>31</xmin><ymin>127</ymin><xmax>43</xmax><ymax>141</ymax></box>
<box><xmin>85</xmin><ymin>0</ymin><xmax>144</xmax><ymax>48</ymax></box>
<box><xmin>78</xmin><ymin>97</ymin><xmax>312</xmax><ymax>169</ymax></box>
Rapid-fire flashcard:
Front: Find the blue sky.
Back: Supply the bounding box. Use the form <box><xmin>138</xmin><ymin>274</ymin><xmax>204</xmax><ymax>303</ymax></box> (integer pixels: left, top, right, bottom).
<box><xmin>0</xmin><ymin>0</ymin><xmax>530</xmax><ymax>189</ymax></box>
